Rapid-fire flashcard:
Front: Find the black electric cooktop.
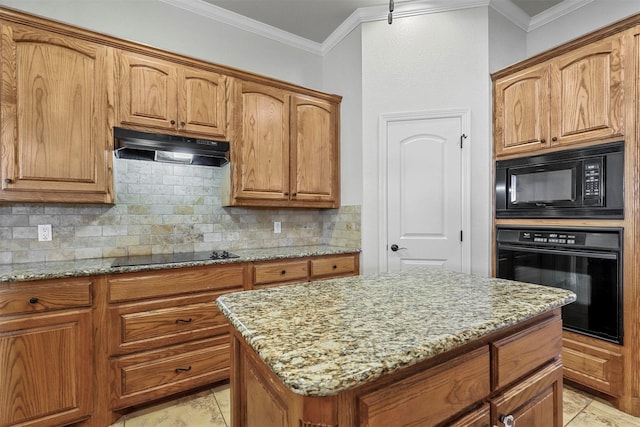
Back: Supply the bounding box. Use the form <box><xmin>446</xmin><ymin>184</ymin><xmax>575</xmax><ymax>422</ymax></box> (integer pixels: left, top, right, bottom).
<box><xmin>110</xmin><ymin>250</ymin><xmax>239</xmax><ymax>268</ymax></box>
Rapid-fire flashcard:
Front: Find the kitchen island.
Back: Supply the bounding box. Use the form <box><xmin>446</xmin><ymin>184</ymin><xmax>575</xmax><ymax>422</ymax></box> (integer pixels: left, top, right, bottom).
<box><xmin>216</xmin><ymin>268</ymin><xmax>576</xmax><ymax>426</ymax></box>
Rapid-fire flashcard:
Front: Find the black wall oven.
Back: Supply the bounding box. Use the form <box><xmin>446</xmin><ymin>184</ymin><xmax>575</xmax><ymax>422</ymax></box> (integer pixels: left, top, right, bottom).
<box><xmin>495</xmin><ymin>141</ymin><xmax>624</xmax><ymax>218</ymax></box>
<box><xmin>496</xmin><ymin>226</ymin><xmax>623</xmax><ymax>344</ymax></box>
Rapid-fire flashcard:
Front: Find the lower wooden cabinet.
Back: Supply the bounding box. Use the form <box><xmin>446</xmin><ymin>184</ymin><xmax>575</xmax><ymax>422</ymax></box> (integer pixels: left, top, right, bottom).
<box><xmin>232</xmin><ymin>310</ymin><xmax>564</xmax><ymax>427</ymax></box>
<box><xmin>562</xmin><ymin>332</ymin><xmax>623</xmax><ymax>397</ymax></box>
<box><xmin>110</xmin><ymin>336</ymin><xmax>230</xmax><ymax>409</ymax></box>
<box><xmin>0</xmin><ymin>278</ymin><xmax>93</xmax><ymax>427</ymax></box>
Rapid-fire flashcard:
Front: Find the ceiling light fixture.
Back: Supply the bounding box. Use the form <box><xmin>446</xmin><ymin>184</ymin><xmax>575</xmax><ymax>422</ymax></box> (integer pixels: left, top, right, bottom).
<box><xmin>388</xmin><ymin>0</ymin><xmax>394</xmax><ymax>24</ymax></box>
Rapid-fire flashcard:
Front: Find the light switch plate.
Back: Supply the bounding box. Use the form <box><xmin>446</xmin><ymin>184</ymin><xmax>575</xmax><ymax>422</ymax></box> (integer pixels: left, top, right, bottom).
<box><xmin>274</xmin><ymin>221</ymin><xmax>281</xmax><ymax>234</ymax></box>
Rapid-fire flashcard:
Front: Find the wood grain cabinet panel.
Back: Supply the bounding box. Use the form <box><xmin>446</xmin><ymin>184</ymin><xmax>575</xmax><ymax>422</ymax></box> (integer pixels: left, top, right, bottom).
<box><xmin>0</xmin><ymin>21</ymin><xmax>113</xmax><ymax>203</ymax></box>
<box><xmin>310</xmin><ymin>254</ymin><xmax>357</xmax><ymax>279</ymax></box>
<box><xmin>0</xmin><ymin>277</ymin><xmax>92</xmax><ymax>316</ymax></box>
<box><xmin>225</xmin><ymin>79</ymin><xmax>340</xmax><ymax>208</ymax></box>
<box><xmin>253</xmin><ymin>260</ymin><xmax>309</xmax><ymax>287</ymax></box>
<box><xmin>0</xmin><ymin>307</ymin><xmax>92</xmax><ymax>427</ymax></box>
<box><xmin>110</xmin><ymin>336</ymin><xmax>230</xmax><ymax>409</ymax></box>
<box><xmin>108</xmin><ymin>290</ymin><xmax>231</xmax><ymax>355</ymax></box>
<box><xmin>117</xmin><ymin>50</ymin><xmax>227</xmax><ymax>138</ymax></box>
<box><xmin>358</xmin><ymin>346</ymin><xmax>490</xmax><ymax>427</ymax></box>
<box><xmin>491</xmin><ymin>316</ymin><xmax>562</xmax><ymax>390</ymax></box>
<box><xmin>494</xmin><ymin>32</ymin><xmax>625</xmax><ymax>157</ymax></box>
<box><xmin>562</xmin><ymin>334</ymin><xmax>623</xmax><ymax>396</ymax></box>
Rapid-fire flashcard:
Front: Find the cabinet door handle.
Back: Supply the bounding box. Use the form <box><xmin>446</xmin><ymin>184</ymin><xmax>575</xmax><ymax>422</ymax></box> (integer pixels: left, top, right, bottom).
<box><xmin>284</xmin><ymin>192</ymin><xmax>289</xmax><ymax>196</ymax></box>
<box><xmin>29</xmin><ymin>297</ymin><xmax>39</xmax><ymax>304</ymax></box>
<box><xmin>499</xmin><ymin>414</ymin><xmax>515</xmax><ymax>427</ymax></box>
<box><xmin>180</xmin><ymin>121</ymin><xmax>186</xmax><ymax>127</ymax></box>
<box><xmin>175</xmin><ymin>366</ymin><xmax>192</xmax><ymax>373</ymax></box>
<box><xmin>4</xmin><ymin>178</ymin><xmax>13</xmax><ymax>184</ymax></box>
<box><xmin>551</xmin><ymin>136</ymin><xmax>558</xmax><ymax>142</ymax></box>
<box><xmin>170</xmin><ymin>119</ymin><xmax>176</xmax><ymax>125</ymax></box>
<box><xmin>175</xmin><ymin>318</ymin><xmax>193</xmax><ymax>324</ymax></box>
<box><xmin>540</xmin><ymin>138</ymin><xmax>546</xmax><ymax>143</ymax></box>
<box><xmin>281</xmin><ymin>270</ymin><xmax>286</xmax><ymax>275</ymax></box>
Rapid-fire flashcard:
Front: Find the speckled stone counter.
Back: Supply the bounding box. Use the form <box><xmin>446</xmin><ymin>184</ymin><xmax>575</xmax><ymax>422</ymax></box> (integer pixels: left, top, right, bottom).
<box><xmin>0</xmin><ymin>245</ymin><xmax>360</xmax><ymax>283</ymax></box>
<box><xmin>216</xmin><ymin>268</ymin><xmax>576</xmax><ymax>397</ymax></box>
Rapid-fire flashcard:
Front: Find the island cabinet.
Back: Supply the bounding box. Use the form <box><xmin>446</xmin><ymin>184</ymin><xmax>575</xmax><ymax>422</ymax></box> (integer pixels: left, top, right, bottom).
<box><xmin>0</xmin><ymin>277</ymin><xmax>93</xmax><ymax>427</ymax></box>
<box><xmin>229</xmin><ymin>309</ymin><xmax>564</xmax><ymax>427</ymax></box>
<box><xmin>116</xmin><ymin>50</ymin><xmax>228</xmax><ymax>139</ymax></box>
<box><xmin>224</xmin><ymin>78</ymin><xmax>340</xmax><ymax>208</ymax></box>
<box><xmin>493</xmin><ymin>32</ymin><xmax>625</xmax><ymax>158</ymax></box>
<box><xmin>0</xmin><ymin>19</ymin><xmax>114</xmax><ymax>203</ymax></box>
<box><xmin>106</xmin><ymin>264</ymin><xmax>246</xmax><ymax>410</ymax></box>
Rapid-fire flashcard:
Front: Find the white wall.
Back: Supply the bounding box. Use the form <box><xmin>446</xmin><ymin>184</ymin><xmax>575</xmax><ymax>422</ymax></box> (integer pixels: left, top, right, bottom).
<box><xmin>0</xmin><ymin>0</ymin><xmax>323</xmax><ymax>89</ymax></box>
<box><xmin>527</xmin><ymin>0</ymin><xmax>640</xmax><ymax>56</ymax></box>
<box><xmin>323</xmin><ymin>28</ymin><xmax>363</xmax><ymax>206</ymax></box>
<box><xmin>360</xmin><ymin>7</ymin><xmax>492</xmax><ymax>275</ymax></box>
<box><xmin>488</xmin><ymin>7</ymin><xmax>527</xmax><ymax>73</ymax></box>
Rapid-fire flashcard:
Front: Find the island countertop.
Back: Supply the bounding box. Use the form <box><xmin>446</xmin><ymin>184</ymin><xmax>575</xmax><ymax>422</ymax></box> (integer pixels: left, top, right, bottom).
<box><xmin>216</xmin><ymin>267</ymin><xmax>576</xmax><ymax>397</ymax></box>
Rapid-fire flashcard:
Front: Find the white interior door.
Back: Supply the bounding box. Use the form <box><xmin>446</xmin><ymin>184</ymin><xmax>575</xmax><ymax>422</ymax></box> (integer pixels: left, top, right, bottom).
<box><xmin>381</xmin><ymin>111</ymin><xmax>469</xmax><ymax>272</ymax></box>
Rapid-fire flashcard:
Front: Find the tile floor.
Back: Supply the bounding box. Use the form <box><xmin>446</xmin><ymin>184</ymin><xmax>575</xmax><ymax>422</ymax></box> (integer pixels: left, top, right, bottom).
<box><xmin>110</xmin><ymin>382</ymin><xmax>640</xmax><ymax>426</ymax></box>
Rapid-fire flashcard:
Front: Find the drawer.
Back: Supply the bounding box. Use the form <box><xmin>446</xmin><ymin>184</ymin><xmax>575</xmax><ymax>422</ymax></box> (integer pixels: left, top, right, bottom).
<box><xmin>109</xmin><ymin>291</ymin><xmax>230</xmax><ymax>355</ymax></box>
<box><xmin>110</xmin><ymin>335</ymin><xmax>230</xmax><ymax>409</ymax></box>
<box><xmin>0</xmin><ymin>277</ymin><xmax>92</xmax><ymax>316</ymax></box>
<box><xmin>562</xmin><ymin>334</ymin><xmax>623</xmax><ymax>396</ymax></box>
<box><xmin>358</xmin><ymin>346</ymin><xmax>490</xmax><ymax>427</ymax></box>
<box><xmin>108</xmin><ymin>264</ymin><xmax>246</xmax><ymax>302</ymax></box>
<box><xmin>491</xmin><ymin>316</ymin><xmax>562</xmax><ymax>390</ymax></box>
<box><xmin>310</xmin><ymin>254</ymin><xmax>357</xmax><ymax>279</ymax></box>
<box><xmin>253</xmin><ymin>260</ymin><xmax>308</xmax><ymax>286</ymax></box>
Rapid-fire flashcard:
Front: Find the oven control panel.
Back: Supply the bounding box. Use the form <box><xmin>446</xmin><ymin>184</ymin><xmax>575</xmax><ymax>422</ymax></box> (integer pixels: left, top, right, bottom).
<box><xmin>519</xmin><ymin>231</ymin><xmax>585</xmax><ymax>246</ymax></box>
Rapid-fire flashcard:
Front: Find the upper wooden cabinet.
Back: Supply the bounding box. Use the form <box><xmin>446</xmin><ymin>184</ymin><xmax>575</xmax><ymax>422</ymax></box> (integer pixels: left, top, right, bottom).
<box><xmin>0</xmin><ymin>21</ymin><xmax>114</xmax><ymax>203</ymax></box>
<box><xmin>117</xmin><ymin>50</ymin><xmax>227</xmax><ymax>139</ymax></box>
<box><xmin>494</xmin><ymin>33</ymin><xmax>625</xmax><ymax>157</ymax></box>
<box><xmin>225</xmin><ymin>79</ymin><xmax>340</xmax><ymax>208</ymax></box>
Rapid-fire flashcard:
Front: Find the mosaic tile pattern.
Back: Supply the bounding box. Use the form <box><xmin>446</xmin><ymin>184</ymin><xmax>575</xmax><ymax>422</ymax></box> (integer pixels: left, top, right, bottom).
<box><xmin>0</xmin><ymin>157</ymin><xmax>361</xmax><ymax>265</ymax></box>
<box><xmin>0</xmin><ymin>245</ymin><xmax>360</xmax><ymax>283</ymax></box>
<box><xmin>217</xmin><ymin>268</ymin><xmax>576</xmax><ymax>396</ymax></box>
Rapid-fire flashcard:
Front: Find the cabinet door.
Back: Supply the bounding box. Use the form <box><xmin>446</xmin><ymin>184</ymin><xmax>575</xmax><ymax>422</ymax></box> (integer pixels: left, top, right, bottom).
<box><xmin>117</xmin><ymin>50</ymin><xmax>178</xmax><ymax>131</ymax></box>
<box><xmin>290</xmin><ymin>95</ymin><xmax>339</xmax><ymax>207</ymax></box>
<box><xmin>233</xmin><ymin>80</ymin><xmax>290</xmax><ymax>203</ymax></box>
<box><xmin>550</xmin><ymin>34</ymin><xmax>624</xmax><ymax>146</ymax></box>
<box><xmin>0</xmin><ymin>23</ymin><xmax>113</xmax><ymax>203</ymax></box>
<box><xmin>0</xmin><ymin>309</ymin><xmax>92</xmax><ymax>427</ymax></box>
<box><xmin>494</xmin><ymin>64</ymin><xmax>551</xmax><ymax>156</ymax></box>
<box><xmin>491</xmin><ymin>360</ymin><xmax>563</xmax><ymax>427</ymax></box>
<box><xmin>178</xmin><ymin>67</ymin><xmax>227</xmax><ymax>138</ymax></box>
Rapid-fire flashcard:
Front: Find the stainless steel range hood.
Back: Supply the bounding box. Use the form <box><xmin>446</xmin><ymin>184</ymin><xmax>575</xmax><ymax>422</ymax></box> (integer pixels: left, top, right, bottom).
<box><xmin>114</xmin><ymin>127</ymin><xmax>230</xmax><ymax>167</ymax></box>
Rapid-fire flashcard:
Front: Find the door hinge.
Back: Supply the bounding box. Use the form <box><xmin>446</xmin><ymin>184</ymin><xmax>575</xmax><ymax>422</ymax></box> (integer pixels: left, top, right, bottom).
<box><xmin>460</xmin><ymin>230</ymin><xmax>463</xmax><ymax>242</ymax></box>
<box><xmin>460</xmin><ymin>134</ymin><xmax>467</xmax><ymax>148</ymax></box>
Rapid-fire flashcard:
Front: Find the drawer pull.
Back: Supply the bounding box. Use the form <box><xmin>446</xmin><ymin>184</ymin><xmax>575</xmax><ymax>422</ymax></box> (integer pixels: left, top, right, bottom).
<box><xmin>332</xmin><ymin>265</ymin><xmax>337</xmax><ymax>269</ymax></box>
<box><xmin>4</xmin><ymin>178</ymin><xmax>13</xmax><ymax>184</ymax></box>
<box><xmin>175</xmin><ymin>366</ymin><xmax>192</xmax><ymax>373</ymax></box>
<box><xmin>281</xmin><ymin>270</ymin><xmax>286</xmax><ymax>275</ymax></box>
<box><xmin>29</xmin><ymin>297</ymin><xmax>39</xmax><ymax>304</ymax></box>
<box><xmin>499</xmin><ymin>414</ymin><xmax>515</xmax><ymax>427</ymax></box>
<box><xmin>175</xmin><ymin>318</ymin><xmax>193</xmax><ymax>324</ymax></box>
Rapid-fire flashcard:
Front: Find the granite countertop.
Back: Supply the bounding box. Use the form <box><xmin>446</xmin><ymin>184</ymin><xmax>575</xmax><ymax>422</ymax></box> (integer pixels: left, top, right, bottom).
<box><xmin>0</xmin><ymin>245</ymin><xmax>360</xmax><ymax>283</ymax></box>
<box><xmin>216</xmin><ymin>268</ymin><xmax>576</xmax><ymax>397</ymax></box>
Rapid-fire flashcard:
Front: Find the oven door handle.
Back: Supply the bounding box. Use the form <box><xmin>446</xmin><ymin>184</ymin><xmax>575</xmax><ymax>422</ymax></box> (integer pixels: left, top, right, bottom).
<box><xmin>497</xmin><ymin>244</ymin><xmax>618</xmax><ymax>260</ymax></box>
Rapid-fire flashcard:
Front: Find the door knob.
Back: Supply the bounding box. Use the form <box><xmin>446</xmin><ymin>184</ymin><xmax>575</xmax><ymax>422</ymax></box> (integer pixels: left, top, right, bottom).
<box><xmin>390</xmin><ymin>244</ymin><xmax>406</xmax><ymax>252</ymax></box>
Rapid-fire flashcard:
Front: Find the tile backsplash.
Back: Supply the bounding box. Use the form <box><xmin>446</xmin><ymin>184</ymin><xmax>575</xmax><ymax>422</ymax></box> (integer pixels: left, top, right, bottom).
<box><xmin>0</xmin><ymin>158</ymin><xmax>361</xmax><ymax>264</ymax></box>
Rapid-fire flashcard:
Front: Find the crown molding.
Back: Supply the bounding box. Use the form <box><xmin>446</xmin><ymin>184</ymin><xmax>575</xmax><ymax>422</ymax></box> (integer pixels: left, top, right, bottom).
<box><xmin>159</xmin><ymin>0</ymin><xmax>323</xmax><ymax>54</ymax></box>
<box><xmin>528</xmin><ymin>0</ymin><xmax>594</xmax><ymax>30</ymax></box>
<box><xmin>160</xmin><ymin>0</ymin><xmax>588</xmax><ymax>57</ymax></box>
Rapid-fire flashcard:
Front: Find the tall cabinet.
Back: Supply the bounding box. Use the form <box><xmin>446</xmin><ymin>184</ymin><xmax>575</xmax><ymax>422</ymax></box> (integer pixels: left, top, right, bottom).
<box><xmin>492</xmin><ymin>19</ymin><xmax>640</xmax><ymax>417</ymax></box>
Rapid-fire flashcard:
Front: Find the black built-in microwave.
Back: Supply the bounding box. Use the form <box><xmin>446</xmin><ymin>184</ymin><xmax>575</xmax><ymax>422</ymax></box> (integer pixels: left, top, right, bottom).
<box><xmin>495</xmin><ymin>142</ymin><xmax>624</xmax><ymax>218</ymax></box>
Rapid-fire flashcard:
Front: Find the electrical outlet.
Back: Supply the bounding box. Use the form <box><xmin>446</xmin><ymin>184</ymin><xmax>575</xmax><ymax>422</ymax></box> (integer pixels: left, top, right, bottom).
<box><xmin>38</xmin><ymin>224</ymin><xmax>52</xmax><ymax>242</ymax></box>
<box><xmin>274</xmin><ymin>221</ymin><xmax>281</xmax><ymax>234</ymax></box>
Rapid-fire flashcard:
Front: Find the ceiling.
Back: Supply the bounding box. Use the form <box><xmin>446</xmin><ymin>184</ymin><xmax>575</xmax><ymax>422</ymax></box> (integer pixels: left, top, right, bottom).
<box><xmin>201</xmin><ymin>0</ymin><xmax>565</xmax><ymax>43</ymax></box>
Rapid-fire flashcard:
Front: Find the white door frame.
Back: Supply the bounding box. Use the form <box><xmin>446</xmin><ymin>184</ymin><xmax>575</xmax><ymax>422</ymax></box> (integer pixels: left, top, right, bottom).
<box><xmin>378</xmin><ymin>109</ymin><xmax>472</xmax><ymax>272</ymax></box>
